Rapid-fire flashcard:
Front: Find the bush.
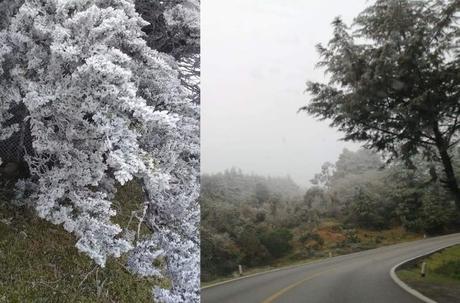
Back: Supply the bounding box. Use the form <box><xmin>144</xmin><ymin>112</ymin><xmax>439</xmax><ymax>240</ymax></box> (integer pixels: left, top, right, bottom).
<box><xmin>201</xmin><ymin>229</ymin><xmax>240</xmax><ymax>281</ymax></box>
<box><xmin>260</xmin><ymin>228</ymin><xmax>293</xmax><ymax>259</ymax></box>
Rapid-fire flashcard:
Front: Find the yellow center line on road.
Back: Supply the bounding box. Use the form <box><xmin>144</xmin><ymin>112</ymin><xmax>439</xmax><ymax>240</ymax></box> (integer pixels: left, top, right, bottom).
<box><xmin>260</xmin><ymin>267</ymin><xmax>336</xmax><ymax>303</ymax></box>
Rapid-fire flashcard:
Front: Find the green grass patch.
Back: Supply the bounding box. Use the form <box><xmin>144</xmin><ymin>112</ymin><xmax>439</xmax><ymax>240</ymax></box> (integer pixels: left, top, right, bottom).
<box><xmin>397</xmin><ymin>245</ymin><xmax>460</xmax><ymax>302</ymax></box>
<box><xmin>0</xmin><ymin>181</ymin><xmax>165</xmax><ymax>302</ymax></box>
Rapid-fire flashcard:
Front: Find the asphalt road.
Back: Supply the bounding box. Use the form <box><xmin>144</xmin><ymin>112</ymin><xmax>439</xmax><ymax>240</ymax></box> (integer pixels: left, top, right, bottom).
<box><xmin>202</xmin><ymin>233</ymin><xmax>460</xmax><ymax>303</ymax></box>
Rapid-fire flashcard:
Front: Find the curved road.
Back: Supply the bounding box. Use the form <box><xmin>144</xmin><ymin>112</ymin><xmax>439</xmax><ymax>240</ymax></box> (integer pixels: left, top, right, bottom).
<box><xmin>202</xmin><ymin>233</ymin><xmax>460</xmax><ymax>303</ymax></box>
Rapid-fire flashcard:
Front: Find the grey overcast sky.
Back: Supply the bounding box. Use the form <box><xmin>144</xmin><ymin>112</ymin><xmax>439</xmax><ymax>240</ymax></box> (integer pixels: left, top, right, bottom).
<box><xmin>202</xmin><ymin>0</ymin><xmax>367</xmax><ymax>186</ymax></box>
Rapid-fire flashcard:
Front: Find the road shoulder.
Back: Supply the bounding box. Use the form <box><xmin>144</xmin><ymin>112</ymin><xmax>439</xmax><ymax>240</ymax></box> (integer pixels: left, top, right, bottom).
<box><xmin>391</xmin><ymin>244</ymin><xmax>460</xmax><ymax>303</ymax></box>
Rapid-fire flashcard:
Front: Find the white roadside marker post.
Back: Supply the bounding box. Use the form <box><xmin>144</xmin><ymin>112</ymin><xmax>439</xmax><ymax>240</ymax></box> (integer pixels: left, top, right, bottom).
<box><xmin>421</xmin><ymin>262</ymin><xmax>426</xmax><ymax>278</ymax></box>
<box><xmin>329</xmin><ymin>251</ymin><xmax>332</xmax><ymax>258</ymax></box>
<box><xmin>239</xmin><ymin>264</ymin><xmax>243</xmax><ymax>276</ymax></box>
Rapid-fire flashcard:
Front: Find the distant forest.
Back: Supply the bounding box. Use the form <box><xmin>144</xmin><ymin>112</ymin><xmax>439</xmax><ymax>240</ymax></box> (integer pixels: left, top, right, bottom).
<box><xmin>201</xmin><ymin>148</ymin><xmax>460</xmax><ymax>282</ymax></box>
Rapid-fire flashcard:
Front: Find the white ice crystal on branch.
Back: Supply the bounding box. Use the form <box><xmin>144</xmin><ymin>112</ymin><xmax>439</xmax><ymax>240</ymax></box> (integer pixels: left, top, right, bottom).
<box><xmin>0</xmin><ymin>0</ymin><xmax>200</xmax><ymax>301</ymax></box>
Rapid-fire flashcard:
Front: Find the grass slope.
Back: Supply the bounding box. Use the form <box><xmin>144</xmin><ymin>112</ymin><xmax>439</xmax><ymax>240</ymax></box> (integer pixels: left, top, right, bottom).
<box><xmin>0</xmin><ymin>181</ymin><xmax>163</xmax><ymax>303</ymax></box>
<box><xmin>397</xmin><ymin>245</ymin><xmax>460</xmax><ymax>303</ymax></box>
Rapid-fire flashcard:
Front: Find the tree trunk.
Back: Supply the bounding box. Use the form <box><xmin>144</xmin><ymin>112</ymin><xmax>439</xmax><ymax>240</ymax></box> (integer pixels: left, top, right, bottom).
<box><xmin>433</xmin><ymin>124</ymin><xmax>460</xmax><ymax>210</ymax></box>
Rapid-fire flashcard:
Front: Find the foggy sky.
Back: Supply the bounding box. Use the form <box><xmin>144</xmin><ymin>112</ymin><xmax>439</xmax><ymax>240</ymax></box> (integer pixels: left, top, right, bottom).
<box><xmin>202</xmin><ymin>0</ymin><xmax>367</xmax><ymax>186</ymax></box>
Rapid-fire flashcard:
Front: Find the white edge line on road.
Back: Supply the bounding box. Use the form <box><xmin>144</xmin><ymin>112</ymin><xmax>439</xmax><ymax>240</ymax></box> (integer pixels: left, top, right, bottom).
<box><xmin>390</xmin><ymin>242</ymin><xmax>460</xmax><ymax>303</ymax></box>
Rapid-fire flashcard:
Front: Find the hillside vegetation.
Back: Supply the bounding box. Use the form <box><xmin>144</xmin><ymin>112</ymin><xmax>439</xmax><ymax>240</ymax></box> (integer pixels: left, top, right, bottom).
<box><xmin>201</xmin><ymin>148</ymin><xmax>460</xmax><ymax>282</ymax></box>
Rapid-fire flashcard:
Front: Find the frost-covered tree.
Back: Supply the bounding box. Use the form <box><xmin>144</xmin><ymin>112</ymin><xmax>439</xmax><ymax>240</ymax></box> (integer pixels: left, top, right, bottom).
<box><xmin>135</xmin><ymin>0</ymin><xmax>200</xmax><ymax>104</ymax></box>
<box><xmin>0</xmin><ymin>0</ymin><xmax>199</xmax><ymax>301</ymax></box>
<box><xmin>135</xmin><ymin>0</ymin><xmax>199</xmax><ymax>58</ymax></box>
<box><xmin>129</xmin><ymin>0</ymin><xmax>200</xmax><ymax>301</ymax></box>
